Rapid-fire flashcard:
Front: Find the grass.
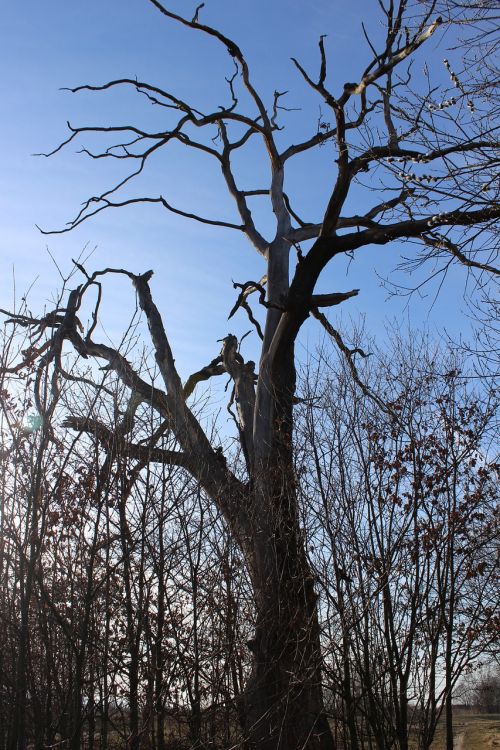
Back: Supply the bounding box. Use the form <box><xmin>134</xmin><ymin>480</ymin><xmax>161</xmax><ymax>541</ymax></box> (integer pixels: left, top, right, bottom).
<box><xmin>429</xmin><ymin>712</ymin><xmax>500</xmax><ymax>750</ymax></box>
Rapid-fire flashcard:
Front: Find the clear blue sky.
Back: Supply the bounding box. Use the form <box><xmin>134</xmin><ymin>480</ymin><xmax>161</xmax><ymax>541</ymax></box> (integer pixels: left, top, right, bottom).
<box><xmin>1</xmin><ymin>1</ymin><xmax>470</xmax><ymax>381</ymax></box>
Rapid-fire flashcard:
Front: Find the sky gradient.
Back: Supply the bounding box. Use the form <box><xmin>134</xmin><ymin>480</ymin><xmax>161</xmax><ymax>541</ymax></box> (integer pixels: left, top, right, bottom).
<box><xmin>1</xmin><ymin>1</ymin><xmax>475</xmax><ymax>382</ymax></box>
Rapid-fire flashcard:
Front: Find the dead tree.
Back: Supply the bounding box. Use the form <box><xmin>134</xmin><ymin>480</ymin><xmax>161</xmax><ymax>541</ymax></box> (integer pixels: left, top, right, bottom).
<box><xmin>3</xmin><ymin>1</ymin><xmax>499</xmax><ymax>748</ymax></box>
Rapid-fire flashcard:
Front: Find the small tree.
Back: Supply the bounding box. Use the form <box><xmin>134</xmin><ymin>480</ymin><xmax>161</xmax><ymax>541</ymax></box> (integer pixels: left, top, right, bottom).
<box><xmin>3</xmin><ymin>2</ymin><xmax>499</xmax><ymax>748</ymax></box>
<box><xmin>459</xmin><ymin>665</ymin><xmax>500</xmax><ymax>714</ymax></box>
<box><xmin>297</xmin><ymin>332</ymin><xmax>499</xmax><ymax>749</ymax></box>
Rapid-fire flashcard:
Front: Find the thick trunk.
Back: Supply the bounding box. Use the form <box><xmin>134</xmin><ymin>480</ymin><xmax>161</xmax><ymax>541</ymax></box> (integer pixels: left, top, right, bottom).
<box><xmin>245</xmin><ymin>539</ymin><xmax>334</xmax><ymax>750</ymax></box>
<box><xmin>243</xmin><ymin>320</ymin><xmax>334</xmax><ymax>750</ymax></box>
<box><xmin>245</xmin><ymin>446</ymin><xmax>333</xmax><ymax>748</ymax></box>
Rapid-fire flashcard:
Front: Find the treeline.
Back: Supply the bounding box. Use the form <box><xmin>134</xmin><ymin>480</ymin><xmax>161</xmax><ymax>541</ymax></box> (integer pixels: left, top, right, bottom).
<box><xmin>296</xmin><ymin>337</ymin><xmax>499</xmax><ymax>749</ymax></box>
<box><xmin>0</xmin><ymin>331</ymin><xmax>498</xmax><ymax>750</ymax></box>
<box><xmin>458</xmin><ymin>663</ymin><xmax>500</xmax><ymax>714</ymax></box>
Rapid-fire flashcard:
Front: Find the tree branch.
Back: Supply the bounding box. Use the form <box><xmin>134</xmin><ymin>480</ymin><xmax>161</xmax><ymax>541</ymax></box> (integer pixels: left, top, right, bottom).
<box><xmin>310</xmin><ymin>310</ymin><xmax>396</xmax><ymax>418</ymax></box>
<box><xmin>310</xmin><ymin>290</ymin><xmax>360</xmax><ymax>309</ymax></box>
<box><xmin>62</xmin><ymin>415</ymin><xmax>189</xmax><ymax>468</ymax></box>
<box><xmin>219</xmin><ymin>334</ymin><xmax>256</xmax><ymax>472</ymax></box>
<box><xmin>183</xmin><ymin>356</ymin><xmax>226</xmax><ymax>400</ymax></box>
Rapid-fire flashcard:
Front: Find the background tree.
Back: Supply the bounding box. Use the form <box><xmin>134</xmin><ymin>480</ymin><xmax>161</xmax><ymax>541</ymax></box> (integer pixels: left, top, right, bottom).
<box><xmin>297</xmin><ymin>331</ymin><xmax>499</xmax><ymax>750</ymax></box>
<box><xmin>1</xmin><ymin>324</ymin><xmax>498</xmax><ymax>749</ymax></box>
<box><xmin>459</xmin><ymin>664</ymin><xmax>500</xmax><ymax>714</ymax></box>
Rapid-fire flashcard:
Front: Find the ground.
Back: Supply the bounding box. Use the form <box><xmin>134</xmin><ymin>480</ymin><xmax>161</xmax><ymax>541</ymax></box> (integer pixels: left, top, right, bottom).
<box><xmin>428</xmin><ymin>712</ymin><xmax>500</xmax><ymax>750</ymax></box>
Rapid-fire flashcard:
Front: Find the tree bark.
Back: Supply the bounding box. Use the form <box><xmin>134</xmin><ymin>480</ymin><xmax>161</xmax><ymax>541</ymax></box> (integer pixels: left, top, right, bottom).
<box><xmin>245</xmin><ymin>352</ymin><xmax>334</xmax><ymax>750</ymax></box>
<box><xmin>245</xmin><ymin>528</ymin><xmax>334</xmax><ymax>750</ymax></box>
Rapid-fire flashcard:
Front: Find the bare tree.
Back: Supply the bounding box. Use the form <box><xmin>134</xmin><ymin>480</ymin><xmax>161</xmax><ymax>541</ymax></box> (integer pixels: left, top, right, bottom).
<box><xmin>459</xmin><ymin>664</ymin><xmax>500</xmax><ymax>713</ymax></box>
<box><xmin>2</xmin><ymin>1</ymin><xmax>499</xmax><ymax>748</ymax></box>
<box><xmin>297</xmin><ymin>331</ymin><xmax>499</xmax><ymax>750</ymax></box>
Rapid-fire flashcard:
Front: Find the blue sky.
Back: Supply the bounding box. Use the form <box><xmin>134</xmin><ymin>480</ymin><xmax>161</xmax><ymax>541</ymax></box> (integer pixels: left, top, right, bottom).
<box><xmin>1</xmin><ymin>1</ymin><xmax>473</xmax><ymax>382</ymax></box>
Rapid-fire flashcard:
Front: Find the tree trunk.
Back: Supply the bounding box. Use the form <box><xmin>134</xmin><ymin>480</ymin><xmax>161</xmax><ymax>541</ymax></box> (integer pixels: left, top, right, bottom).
<box><xmin>10</xmin><ymin>583</ymin><xmax>30</xmax><ymax>750</ymax></box>
<box><xmin>245</xmin><ymin>533</ymin><xmax>334</xmax><ymax>750</ymax></box>
<box><xmin>10</xmin><ymin>521</ymin><xmax>39</xmax><ymax>750</ymax></box>
<box><xmin>245</xmin><ymin>405</ymin><xmax>334</xmax><ymax>750</ymax></box>
<box><xmin>242</xmin><ymin>328</ymin><xmax>334</xmax><ymax>750</ymax></box>
<box><xmin>69</xmin><ymin>679</ymin><xmax>83</xmax><ymax>750</ymax></box>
